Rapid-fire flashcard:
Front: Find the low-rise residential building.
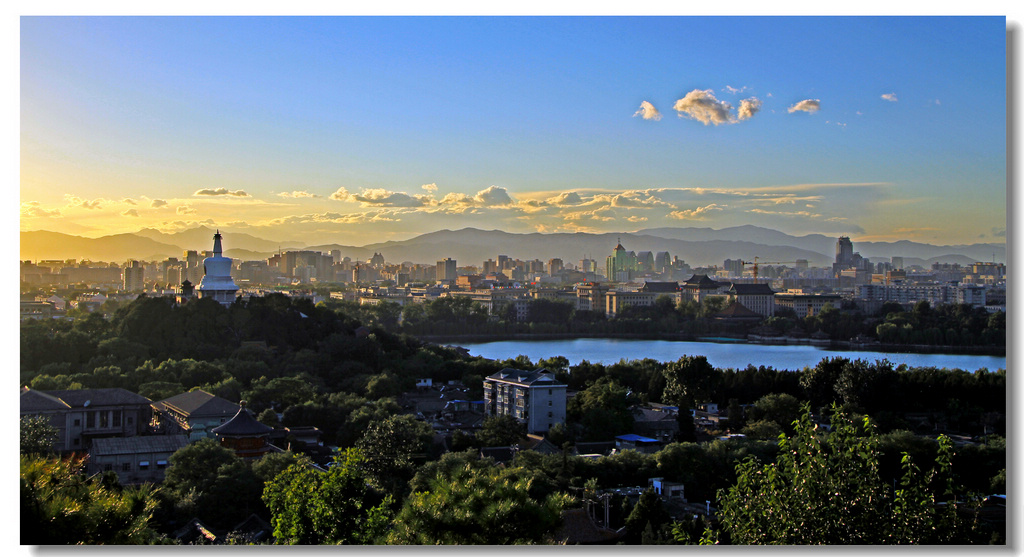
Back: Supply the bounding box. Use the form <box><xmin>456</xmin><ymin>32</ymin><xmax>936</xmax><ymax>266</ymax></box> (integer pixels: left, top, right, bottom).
<box><xmin>20</xmin><ymin>387</ymin><xmax>152</xmax><ymax>453</ymax></box>
<box><xmin>86</xmin><ymin>434</ymin><xmax>189</xmax><ymax>484</ymax></box>
<box><xmin>482</xmin><ymin>368</ymin><xmax>567</xmax><ymax>434</ymax></box>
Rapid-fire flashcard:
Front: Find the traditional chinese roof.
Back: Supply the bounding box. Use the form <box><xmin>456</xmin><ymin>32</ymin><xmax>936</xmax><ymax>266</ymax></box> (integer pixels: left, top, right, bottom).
<box><xmin>714</xmin><ymin>301</ymin><xmax>763</xmax><ymax>319</ymax></box>
<box><xmin>154</xmin><ymin>390</ymin><xmax>239</xmax><ymax>419</ymax></box>
<box><xmin>728</xmin><ymin>282</ymin><xmax>775</xmax><ymax>295</ymax></box>
<box><xmin>683</xmin><ymin>274</ymin><xmax>722</xmax><ymax>288</ymax></box>
<box><xmin>640</xmin><ymin>281</ymin><xmax>680</xmax><ymax>293</ymax></box>
<box><xmin>212</xmin><ymin>403</ymin><xmax>274</xmax><ymax>437</ymax></box>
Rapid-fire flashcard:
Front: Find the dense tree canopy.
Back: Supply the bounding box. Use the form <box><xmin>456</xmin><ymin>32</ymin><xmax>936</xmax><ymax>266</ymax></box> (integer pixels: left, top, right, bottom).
<box><xmin>715</xmin><ymin>406</ymin><xmax>984</xmax><ymax>544</ymax></box>
<box><xmin>263</xmin><ymin>449</ymin><xmax>392</xmax><ymax>545</ymax></box>
<box><xmin>21</xmin><ymin>455</ymin><xmax>163</xmax><ymax>545</ymax></box>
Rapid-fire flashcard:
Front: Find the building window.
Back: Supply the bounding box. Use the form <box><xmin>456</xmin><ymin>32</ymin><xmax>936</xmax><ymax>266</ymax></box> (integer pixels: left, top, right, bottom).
<box><xmin>100</xmin><ymin>411</ymin><xmax>109</xmax><ymax>428</ymax></box>
<box><xmin>122</xmin><ymin>463</ymin><xmax>131</xmax><ymax>472</ymax></box>
<box><xmin>548</xmin><ymin>412</ymin><xmax>553</xmax><ymax>418</ymax></box>
<box><xmin>139</xmin><ymin>461</ymin><xmax>150</xmax><ymax>470</ymax></box>
<box><xmin>73</xmin><ymin>438</ymin><xmax>80</xmax><ymax>446</ymax></box>
<box><xmin>113</xmin><ymin>411</ymin><xmax>122</xmax><ymax>427</ymax></box>
<box><xmin>87</xmin><ymin>412</ymin><xmax>95</xmax><ymax>428</ymax></box>
<box><xmin>73</xmin><ymin>418</ymin><xmax>80</xmax><ymax>426</ymax></box>
<box><xmin>104</xmin><ymin>464</ymin><xmax>112</xmax><ymax>471</ymax></box>
<box><xmin>127</xmin><ymin>416</ymin><xmax>133</xmax><ymax>426</ymax></box>
<box><xmin>156</xmin><ymin>461</ymin><xmax>167</xmax><ymax>470</ymax></box>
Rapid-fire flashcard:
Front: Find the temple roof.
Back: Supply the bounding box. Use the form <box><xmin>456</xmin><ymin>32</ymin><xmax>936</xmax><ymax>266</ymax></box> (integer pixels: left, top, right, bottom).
<box><xmin>212</xmin><ymin>403</ymin><xmax>274</xmax><ymax>437</ymax></box>
<box><xmin>683</xmin><ymin>274</ymin><xmax>722</xmax><ymax>288</ymax></box>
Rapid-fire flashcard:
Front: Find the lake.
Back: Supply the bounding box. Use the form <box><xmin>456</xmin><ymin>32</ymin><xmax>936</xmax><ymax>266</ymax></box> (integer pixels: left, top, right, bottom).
<box><xmin>459</xmin><ymin>338</ymin><xmax>1006</xmax><ymax>372</ymax></box>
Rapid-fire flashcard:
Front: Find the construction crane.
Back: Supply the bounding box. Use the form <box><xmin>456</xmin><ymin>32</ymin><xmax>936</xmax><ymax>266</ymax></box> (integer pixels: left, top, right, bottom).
<box><xmin>739</xmin><ymin>257</ymin><xmax>799</xmax><ymax>282</ymax></box>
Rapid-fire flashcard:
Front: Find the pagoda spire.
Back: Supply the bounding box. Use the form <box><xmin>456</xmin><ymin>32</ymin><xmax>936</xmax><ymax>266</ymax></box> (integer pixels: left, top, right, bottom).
<box><xmin>212</xmin><ymin>229</ymin><xmax>223</xmax><ymax>256</ymax></box>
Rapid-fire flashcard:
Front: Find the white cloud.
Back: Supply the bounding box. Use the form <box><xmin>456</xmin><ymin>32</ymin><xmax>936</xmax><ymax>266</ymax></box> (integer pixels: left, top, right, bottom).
<box><xmin>474</xmin><ymin>185</ymin><xmax>514</xmax><ymax>206</ymax></box>
<box><xmin>724</xmin><ymin>85</ymin><xmax>749</xmax><ymax>95</ymax></box>
<box><xmin>788</xmin><ymin>99</ymin><xmax>821</xmax><ymax>114</ymax></box>
<box><xmin>21</xmin><ymin>201</ymin><xmax>62</xmax><ymax>218</ymax></box>
<box><xmin>350</xmin><ymin>188</ymin><xmax>431</xmax><ymax>207</ymax></box>
<box><xmin>881</xmin><ymin>93</ymin><xmax>898</xmax><ymax>102</ymax></box>
<box><xmin>668</xmin><ymin>204</ymin><xmax>724</xmax><ymax>220</ymax></box>
<box><xmin>609</xmin><ymin>190</ymin><xmax>671</xmax><ymax>208</ymax></box>
<box><xmin>121</xmin><ymin>198</ymin><xmax>137</xmax><ymax>205</ymax></box>
<box><xmin>63</xmin><ymin>195</ymin><xmax>104</xmax><ymax>209</ymax></box>
<box><xmin>633</xmin><ymin>101</ymin><xmax>662</xmax><ymax>121</ymax></box>
<box><xmin>177</xmin><ymin>205</ymin><xmax>196</xmax><ymax>215</ymax></box>
<box><xmin>277</xmin><ymin>190</ymin><xmax>322</xmax><ymax>198</ymax></box>
<box><xmin>737</xmin><ymin>98</ymin><xmax>763</xmax><ymax>121</ymax></box>
<box><xmin>421</xmin><ymin>183</ymin><xmax>439</xmax><ymax>192</ymax></box>
<box><xmin>672</xmin><ymin>90</ymin><xmax>761</xmax><ymax>125</ymax></box>
<box><xmin>673</xmin><ymin>89</ymin><xmax>733</xmax><ymax>125</ymax></box>
<box><xmin>266</xmin><ymin>211</ymin><xmax>399</xmax><ymax>225</ymax></box>
<box><xmin>547</xmin><ymin>191</ymin><xmax>584</xmax><ymax>206</ymax></box>
<box><xmin>563</xmin><ymin>206</ymin><xmax>617</xmax><ymax>222</ymax></box>
<box><xmin>329</xmin><ymin>187</ymin><xmax>353</xmax><ymax>202</ymax></box>
<box><xmin>151</xmin><ymin>199</ymin><xmax>168</xmax><ymax>208</ymax></box>
<box><xmin>441</xmin><ymin>186</ymin><xmax>516</xmax><ymax>208</ymax></box>
<box><xmin>121</xmin><ymin>209</ymin><xmax>140</xmax><ymax>217</ymax></box>
<box><xmin>194</xmin><ymin>188</ymin><xmax>249</xmax><ymax>197</ymax></box>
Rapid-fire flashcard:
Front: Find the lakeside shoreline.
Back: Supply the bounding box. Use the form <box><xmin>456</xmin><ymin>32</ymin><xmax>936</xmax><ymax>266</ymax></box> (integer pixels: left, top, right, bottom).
<box><xmin>416</xmin><ymin>333</ymin><xmax>1006</xmax><ymax>358</ymax></box>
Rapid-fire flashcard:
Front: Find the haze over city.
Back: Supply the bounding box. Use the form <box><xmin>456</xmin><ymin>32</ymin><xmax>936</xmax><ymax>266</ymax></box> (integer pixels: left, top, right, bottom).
<box><xmin>20</xmin><ymin>16</ymin><xmax>1006</xmax><ymax>248</ymax></box>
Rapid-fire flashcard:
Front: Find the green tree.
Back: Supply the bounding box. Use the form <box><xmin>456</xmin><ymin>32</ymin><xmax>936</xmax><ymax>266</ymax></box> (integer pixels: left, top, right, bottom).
<box><xmin>715</xmin><ymin>406</ymin><xmax>982</xmax><ymax>544</ymax></box>
<box><xmin>262</xmin><ymin>449</ymin><xmax>393</xmax><ymax>545</ymax></box>
<box><xmin>725</xmin><ymin>398</ymin><xmax>745</xmax><ymax>432</ymax></box>
<box><xmin>623</xmin><ymin>487</ymin><xmax>672</xmax><ymax>544</ymax></box>
<box><xmin>387</xmin><ymin>463</ymin><xmax>572</xmax><ymax>544</ymax></box>
<box><xmin>355</xmin><ymin>414</ymin><xmax>434</xmax><ymax>496</ymax></box>
<box><xmin>746</xmin><ymin>392</ymin><xmax>802</xmax><ymax>435</ymax></box>
<box><xmin>476</xmin><ymin>414</ymin><xmax>527</xmax><ymax>447</ymax></box>
<box><xmin>21</xmin><ymin>455</ymin><xmax>163</xmax><ymax>544</ymax></box>
<box><xmin>663</xmin><ymin>355</ymin><xmax>720</xmax><ymax>405</ymax></box>
<box><xmin>161</xmin><ymin>437</ymin><xmax>254</xmax><ymax>528</ymax></box>
<box><xmin>567</xmin><ymin>377</ymin><xmax>635</xmax><ymax>441</ymax></box>
<box><xmin>20</xmin><ymin>414</ymin><xmax>58</xmax><ymax>457</ymax></box>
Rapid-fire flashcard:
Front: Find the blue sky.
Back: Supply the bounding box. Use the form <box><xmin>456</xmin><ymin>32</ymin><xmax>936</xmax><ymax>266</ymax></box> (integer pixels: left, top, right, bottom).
<box><xmin>19</xmin><ymin>16</ymin><xmax>1007</xmax><ymax>246</ymax></box>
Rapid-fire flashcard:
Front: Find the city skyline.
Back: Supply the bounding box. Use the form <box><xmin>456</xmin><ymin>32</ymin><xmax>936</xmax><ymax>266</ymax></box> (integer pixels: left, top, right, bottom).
<box><xmin>20</xmin><ymin>16</ymin><xmax>1007</xmax><ymax>248</ymax></box>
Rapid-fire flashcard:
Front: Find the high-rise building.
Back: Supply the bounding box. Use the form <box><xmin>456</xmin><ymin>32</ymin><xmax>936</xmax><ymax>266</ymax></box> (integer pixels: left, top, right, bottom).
<box><xmin>835</xmin><ymin>236</ymin><xmax>854</xmax><ymax>267</ymax></box>
<box><xmin>723</xmin><ymin>259</ymin><xmax>745</xmax><ymax>277</ymax></box>
<box><xmin>437</xmin><ymin>258</ymin><xmax>457</xmax><ymax>283</ymax></box>
<box><xmin>122</xmin><ymin>260</ymin><xmax>145</xmax><ymax>292</ymax></box>
<box><xmin>606</xmin><ymin>240</ymin><xmax>636</xmax><ymax>282</ymax></box>
<box><xmin>654</xmin><ymin>252</ymin><xmax>671</xmax><ymax>273</ymax></box>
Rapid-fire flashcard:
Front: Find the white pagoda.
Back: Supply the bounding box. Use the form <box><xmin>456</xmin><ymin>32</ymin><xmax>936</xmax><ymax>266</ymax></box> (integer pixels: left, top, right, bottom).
<box><xmin>197</xmin><ymin>230</ymin><xmax>239</xmax><ymax>306</ymax></box>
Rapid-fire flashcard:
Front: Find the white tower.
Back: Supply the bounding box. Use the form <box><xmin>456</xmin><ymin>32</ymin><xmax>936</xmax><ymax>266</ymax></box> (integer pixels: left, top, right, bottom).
<box><xmin>197</xmin><ymin>230</ymin><xmax>239</xmax><ymax>306</ymax></box>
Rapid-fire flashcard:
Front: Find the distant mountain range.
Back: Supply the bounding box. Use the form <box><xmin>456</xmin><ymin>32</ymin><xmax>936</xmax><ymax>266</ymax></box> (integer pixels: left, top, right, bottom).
<box><xmin>20</xmin><ymin>226</ymin><xmax>1005</xmax><ymax>268</ymax></box>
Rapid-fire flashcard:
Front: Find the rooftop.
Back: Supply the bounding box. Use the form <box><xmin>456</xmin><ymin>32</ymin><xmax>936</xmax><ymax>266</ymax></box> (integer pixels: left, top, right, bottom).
<box><xmin>154</xmin><ymin>390</ymin><xmax>239</xmax><ymax>418</ymax></box>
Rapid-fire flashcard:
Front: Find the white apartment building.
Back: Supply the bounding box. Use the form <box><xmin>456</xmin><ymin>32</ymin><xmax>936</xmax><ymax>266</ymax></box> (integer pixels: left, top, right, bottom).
<box><xmin>482</xmin><ymin>368</ymin><xmax>567</xmax><ymax>434</ymax></box>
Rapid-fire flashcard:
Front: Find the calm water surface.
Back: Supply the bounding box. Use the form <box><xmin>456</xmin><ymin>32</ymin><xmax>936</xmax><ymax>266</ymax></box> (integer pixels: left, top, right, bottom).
<box><xmin>459</xmin><ymin>338</ymin><xmax>1006</xmax><ymax>372</ymax></box>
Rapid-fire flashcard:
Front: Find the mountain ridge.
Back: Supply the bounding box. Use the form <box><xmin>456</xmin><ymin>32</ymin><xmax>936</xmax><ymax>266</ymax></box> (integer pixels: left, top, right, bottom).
<box><xmin>20</xmin><ymin>226</ymin><xmax>1004</xmax><ymax>267</ymax></box>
